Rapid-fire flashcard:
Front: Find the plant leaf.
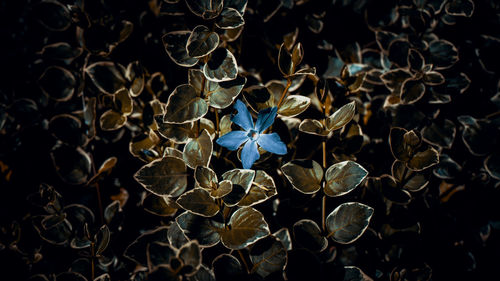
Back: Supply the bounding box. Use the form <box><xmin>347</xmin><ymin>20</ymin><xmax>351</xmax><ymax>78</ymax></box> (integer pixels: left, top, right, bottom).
<box><xmin>183</xmin><ymin>129</ymin><xmax>213</xmax><ymax>169</ymax></box>
<box><xmin>250</xmin><ymin>236</ymin><xmax>287</xmax><ymax>278</ymax></box>
<box><xmin>176</xmin><ymin>212</ymin><xmax>223</xmax><ymax>247</ymax></box>
<box><xmin>278</xmin><ymin>95</ymin><xmax>311</xmax><ymax>117</ymax></box>
<box><xmin>238</xmin><ymin>170</ymin><xmax>277</xmax><ymax>207</ymax></box>
<box><xmin>176</xmin><ymin>188</ymin><xmax>220</xmax><ymax>217</ymax></box>
<box><xmin>293</xmin><ymin>219</ymin><xmax>327</xmax><ymax>252</ymax></box>
<box><xmin>39</xmin><ymin>66</ymin><xmax>76</xmax><ymax>101</ymax></box>
<box><xmin>282</xmin><ymin>160</ymin><xmax>323</xmax><ymax>194</ymax></box>
<box><xmin>162</xmin><ymin>31</ymin><xmax>199</xmax><ymax>67</ymax></box>
<box><xmin>324</xmin><ymin>161</ymin><xmax>368</xmax><ymax>197</ymax></box>
<box><xmin>134</xmin><ymin>156</ymin><xmax>188</xmax><ymax>196</ymax></box>
<box><xmin>298</xmin><ymin>119</ymin><xmax>329</xmax><ymax>136</ymax></box>
<box><xmin>185</xmin><ymin>0</ymin><xmax>223</xmax><ymax>19</ymax></box>
<box><xmin>326</xmin><ymin>202</ymin><xmax>374</xmax><ymax>244</ymax></box>
<box><xmin>216</xmin><ymin>8</ymin><xmax>244</xmax><ymax>29</ymax></box>
<box><xmin>85</xmin><ymin>62</ymin><xmax>126</xmax><ymax>95</ymax></box>
<box><xmin>187</xmin><ymin>25</ymin><xmax>220</xmax><ymax>58</ymax></box>
<box><xmin>220</xmin><ymin>207</ymin><xmax>270</xmax><ymax>250</ymax></box>
<box><xmin>164</xmin><ymin>84</ymin><xmax>208</xmax><ymax>124</ymax></box>
<box><xmin>203</xmin><ymin>48</ymin><xmax>238</xmax><ymax>82</ymax></box>
<box><xmin>326</xmin><ymin>101</ymin><xmax>356</xmax><ymax>131</ymax></box>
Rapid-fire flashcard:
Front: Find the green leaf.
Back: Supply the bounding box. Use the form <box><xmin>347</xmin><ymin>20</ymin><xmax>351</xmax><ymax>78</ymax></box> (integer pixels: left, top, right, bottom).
<box><xmin>164</xmin><ymin>84</ymin><xmax>208</xmax><ymax>124</ymax></box>
<box><xmin>85</xmin><ymin>62</ymin><xmax>126</xmax><ymax>95</ymax></box>
<box><xmin>185</xmin><ymin>0</ymin><xmax>223</xmax><ymax>19</ymax></box>
<box><xmin>162</xmin><ymin>31</ymin><xmax>199</xmax><ymax>67</ymax></box>
<box><xmin>401</xmin><ymin>79</ymin><xmax>426</xmax><ymax>104</ymax></box>
<box><xmin>216</xmin><ymin>8</ymin><xmax>244</xmax><ymax>29</ymax></box>
<box><xmin>39</xmin><ymin>66</ymin><xmax>76</xmax><ymax>101</ymax></box>
<box><xmin>238</xmin><ymin>170</ymin><xmax>277</xmax><ymax>207</ymax></box>
<box><xmin>157</xmin><ymin>118</ymin><xmax>194</xmax><ymax>144</ymax></box>
<box><xmin>278</xmin><ymin>43</ymin><xmax>293</xmax><ymax>76</ymax></box>
<box><xmin>282</xmin><ymin>160</ymin><xmax>323</xmax><ymax>194</ymax></box>
<box><xmin>273</xmin><ymin>228</ymin><xmax>292</xmax><ymax>251</ymax></box>
<box><xmin>326</xmin><ymin>202</ymin><xmax>374</xmax><ymax>244</ymax></box>
<box><xmin>250</xmin><ymin>236</ymin><xmax>287</xmax><ymax>278</ymax></box>
<box><xmin>220</xmin><ymin>207</ymin><xmax>270</xmax><ymax>250</ymax></box>
<box><xmin>208</xmin><ymin>76</ymin><xmax>246</xmax><ymax>109</ymax></box>
<box><xmin>378</xmin><ymin>175</ymin><xmax>411</xmax><ymax>204</ymax></box>
<box><xmin>343</xmin><ymin>266</ymin><xmax>374</xmax><ymax>281</ymax></box>
<box><xmin>134</xmin><ymin>156</ymin><xmax>187</xmax><ymax>196</ymax></box>
<box><xmin>176</xmin><ymin>212</ymin><xmax>223</xmax><ymax>247</ymax></box>
<box><xmin>392</xmin><ymin>161</ymin><xmax>429</xmax><ymax>192</ymax></box>
<box><xmin>100</xmin><ymin>110</ymin><xmax>126</xmax><ymax>131</ymax></box>
<box><xmin>445</xmin><ymin>0</ymin><xmax>474</xmax><ymax>17</ymax></box>
<box><xmin>429</xmin><ymin>40</ymin><xmax>459</xmax><ymax>70</ymax></box>
<box><xmin>212</xmin><ymin>180</ymin><xmax>233</xmax><ymax>199</ymax></box>
<box><xmin>187</xmin><ymin>25</ymin><xmax>220</xmax><ymax>58</ymax></box>
<box><xmin>293</xmin><ymin>219</ymin><xmax>327</xmax><ymax>252</ymax></box>
<box><xmin>191</xmin><ymin>68</ymin><xmax>246</xmax><ymax>109</ymax></box>
<box><xmin>421</xmin><ymin>119</ymin><xmax>456</xmax><ymax>149</ymax></box>
<box><xmin>183</xmin><ymin>129</ymin><xmax>213</xmax><ymax>169</ymax></box>
<box><xmin>326</xmin><ymin>101</ymin><xmax>356</xmax><ymax>131</ymax></box>
<box><xmin>142</xmin><ymin>193</ymin><xmax>177</xmax><ymax>217</ymax></box>
<box><xmin>407</xmin><ymin>146</ymin><xmax>439</xmax><ymax>171</ymax></box>
<box><xmin>95</xmin><ymin>225</ymin><xmax>110</xmax><ymax>255</ymax></box>
<box><xmin>222</xmin><ymin>169</ymin><xmax>255</xmax><ymax>194</ymax></box>
<box><xmin>203</xmin><ymin>48</ymin><xmax>238</xmax><ymax>82</ymax></box>
<box><xmin>278</xmin><ymin>95</ymin><xmax>311</xmax><ymax>117</ymax></box>
<box><xmin>324</xmin><ymin>161</ymin><xmax>368</xmax><ymax>197</ymax></box>
<box><xmin>178</xmin><ymin>241</ymin><xmax>202</xmax><ymax>274</ymax></box>
<box><xmin>298</xmin><ymin>119</ymin><xmax>329</xmax><ymax>136</ymax></box>
<box><xmin>176</xmin><ymin>188</ymin><xmax>219</xmax><ymax>217</ymax></box>
<box><xmin>51</xmin><ymin>144</ymin><xmax>91</xmax><ymax>185</ymax></box>
<box><xmin>212</xmin><ymin>254</ymin><xmax>244</xmax><ymax>280</ymax></box>
<box><xmin>146</xmin><ymin>241</ymin><xmax>176</xmax><ymax>268</ymax></box>
<box><xmin>194</xmin><ymin>166</ymin><xmax>218</xmax><ymax>190</ymax></box>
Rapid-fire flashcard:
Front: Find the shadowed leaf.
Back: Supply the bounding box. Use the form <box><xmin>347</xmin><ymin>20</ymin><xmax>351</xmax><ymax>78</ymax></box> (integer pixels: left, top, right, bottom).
<box><xmin>343</xmin><ymin>266</ymin><xmax>374</xmax><ymax>281</ymax></box>
<box><xmin>186</xmin><ymin>0</ymin><xmax>223</xmax><ymax>19</ymax></box>
<box><xmin>183</xmin><ymin>129</ymin><xmax>213</xmax><ymax>169</ymax></box>
<box><xmin>326</xmin><ymin>202</ymin><xmax>374</xmax><ymax>244</ymax></box>
<box><xmin>147</xmin><ymin>242</ymin><xmax>176</xmax><ymax>268</ymax></box>
<box><xmin>407</xmin><ymin>146</ymin><xmax>439</xmax><ymax>171</ymax></box>
<box><xmin>298</xmin><ymin>119</ymin><xmax>329</xmax><ymax>136</ymax></box>
<box><xmin>162</xmin><ymin>31</ymin><xmax>199</xmax><ymax>67</ymax></box>
<box><xmin>164</xmin><ymin>84</ymin><xmax>208</xmax><ymax>124</ymax></box>
<box><xmin>187</xmin><ymin>25</ymin><xmax>219</xmax><ymax>58</ymax></box>
<box><xmin>100</xmin><ymin>110</ymin><xmax>126</xmax><ymax>131</ymax></box>
<box><xmin>293</xmin><ymin>219</ymin><xmax>327</xmax><ymax>252</ymax></box>
<box><xmin>39</xmin><ymin>66</ymin><xmax>76</xmax><ymax>101</ymax></box>
<box><xmin>282</xmin><ymin>160</ymin><xmax>323</xmax><ymax>194</ymax></box>
<box><xmin>401</xmin><ymin>79</ymin><xmax>425</xmax><ymax>104</ymax></box>
<box><xmin>176</xmin><ymin>212</ymin><xmax>223</xmax><ymax>247</ymax></box>
<box><xmin>85</xmin><ymin>62</ymin><xmax>126</xmax><ymax>95</ymax></box>
<box><xmin>213</xmin><ymin>254</ymin><xmax>244</xmax><ymax>280</ymax></box>
<box><xmin>220</xmin><ymin>207</ymin><xmax>270</xmax><ymax>250</ymax></box>
<box><xmin>178</xmin><ymin>241</ymin><xmax>202</xmax><ymax>274</ymax></box>
<box><xmin>216</xmin><ymin>8</ymin><xmax>244</xmax><ymax>29</ymax></box>
<box><xmin>203</xmin><ymin>48</ymin><xmax>238</xmax><ymax>82</ymax></box>
<box><xmin>51</xmin><ymin>144</ymin><xmax>91</xmax><ymax>185</ymax></box>
<box><xmin>238</xmin><ymin>170</ymin><xmax>276</xmax><ymax>207</ymax></box>
<box><xmin>134</xmin><ymin>156</ymin><xmax>187</xmax><ymax>196</ymax></box>
<box><xmin>176</xmin><ymin>188</ymin><xmax>219</xmax><ymax>217</ymax></box>
<box><xmin>250</xmin><ymin>236</ymin><xmax>287</xmax><ymax>278</ymax></box>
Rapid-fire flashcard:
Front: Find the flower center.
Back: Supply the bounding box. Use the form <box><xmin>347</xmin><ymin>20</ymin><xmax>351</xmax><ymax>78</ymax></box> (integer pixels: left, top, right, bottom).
<box><xmin>248</xmin><ymin>130</ymin><xmax>259</xmax><ymax>141</ymax></box>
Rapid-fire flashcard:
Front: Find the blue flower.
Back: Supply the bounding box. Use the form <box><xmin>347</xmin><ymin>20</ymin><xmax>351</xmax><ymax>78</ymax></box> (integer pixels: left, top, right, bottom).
<box><xmin>216</xmin><ymin>100</ymin><xmax>287</xmax><ymax>169</ymax></box>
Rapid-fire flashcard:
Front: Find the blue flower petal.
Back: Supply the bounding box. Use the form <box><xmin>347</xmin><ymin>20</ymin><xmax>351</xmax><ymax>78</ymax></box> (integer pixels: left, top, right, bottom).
<box><xmin>257</xmin><ymin>133</ymin><xmax>287</xmax><ymax>155</ymax></box>
<box><xmin>255</xmin><ymin>106</ymin><xmax>278</xmax><ymax>133</ymax></box>
<box><xmin>230</xmin><ymin>100</ymin><xmax>254</xmax><ymax>131</ymax></box>
<box><xmin>241</xmin><ymin>140</ymin><xmax>260</xmax><ymax>169</ymax></box>
<box><xmin>216</xmin><ymin>130</ymin><xmax>249</xmax><ymax>151</ymax></box>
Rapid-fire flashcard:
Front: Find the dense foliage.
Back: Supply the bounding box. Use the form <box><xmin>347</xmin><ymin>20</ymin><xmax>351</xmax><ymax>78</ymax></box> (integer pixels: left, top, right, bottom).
<box><xmin>1</xmin><ymin>0</ymin><xmax>500</xmax><ymax>280</ymax></box>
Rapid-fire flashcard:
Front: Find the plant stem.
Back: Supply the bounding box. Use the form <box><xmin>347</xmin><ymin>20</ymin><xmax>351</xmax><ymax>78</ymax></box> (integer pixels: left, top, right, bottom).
<box><xmin>215</xmin><ymin>109</ymin><xmax>220</xmax><ymax>138</ymax></box>
<box><xmin>90</xmin><ymin>242</ymin><xmax>95</xmax><ymax>281</ymax></box>
<box><xmin>238</xmin><ymin>250</ymin><xmax>250</xmax><ymax>274</ymax></box>
<box><xmin>321</xmin><ymin>140</ymin><xmax>327</xmax><ymax>232</ymax></box>
<box><xmin>277</xmin><ymin>78</ymin><xmax>293</xmax><ymax>109</ymax></box>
